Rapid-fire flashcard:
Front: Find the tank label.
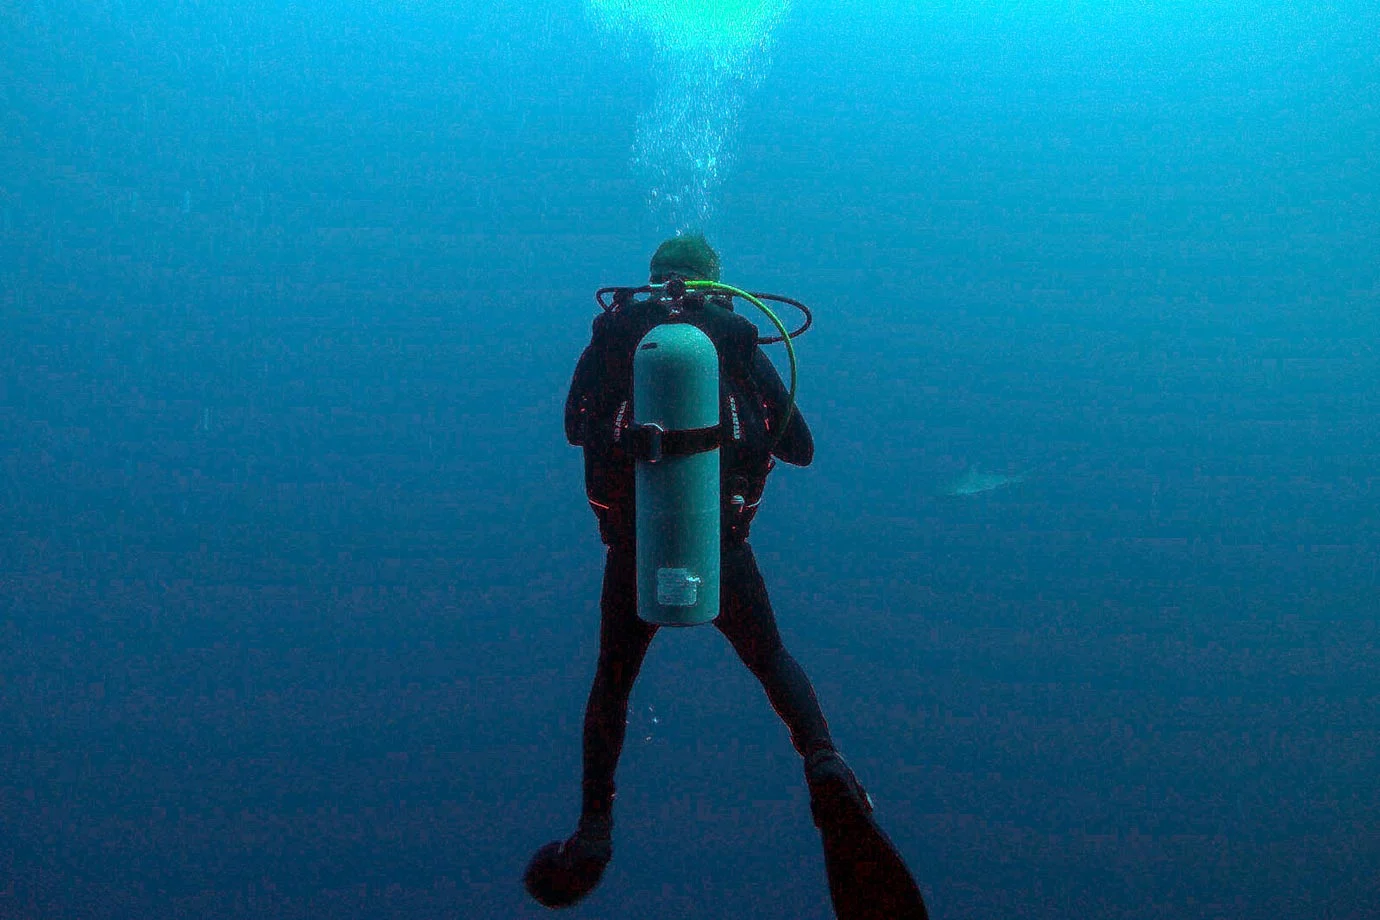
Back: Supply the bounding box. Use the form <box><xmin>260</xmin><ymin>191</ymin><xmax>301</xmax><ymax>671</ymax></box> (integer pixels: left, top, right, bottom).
<box><xmin>656</xmin><ymin>568</ymin><xmax>702</xmax><ymax>607</ymax></box>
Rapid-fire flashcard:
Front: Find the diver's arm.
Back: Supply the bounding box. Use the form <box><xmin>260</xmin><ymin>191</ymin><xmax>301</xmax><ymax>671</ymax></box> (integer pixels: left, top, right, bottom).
<box><xmin>751</xmin><ymin>347</ymin><xmax>814</xmax><ymax>466</ymax></box>
<box><xmin>564</xmin><ymin>342</ymin><xmax>601</xmax><ymax>446</ymax></box>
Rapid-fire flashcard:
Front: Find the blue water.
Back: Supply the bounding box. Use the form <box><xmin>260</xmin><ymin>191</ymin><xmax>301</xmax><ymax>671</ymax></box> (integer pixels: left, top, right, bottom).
<box><xmin>2</xmin><ymin>2</ymin><xmax>1377</xmax><ymax>918</ymax></box>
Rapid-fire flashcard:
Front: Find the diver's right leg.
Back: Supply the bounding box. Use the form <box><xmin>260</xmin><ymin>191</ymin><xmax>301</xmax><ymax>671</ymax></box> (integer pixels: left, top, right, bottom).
<box><xmin>715</xmin><ymin>540</ymin><xmax>835</xmax><ymax>760</ymax></box>
<box><xmin>525</xmin><ymin>545</ymin><xmax>655</xmax><ymax>909</ymax></box>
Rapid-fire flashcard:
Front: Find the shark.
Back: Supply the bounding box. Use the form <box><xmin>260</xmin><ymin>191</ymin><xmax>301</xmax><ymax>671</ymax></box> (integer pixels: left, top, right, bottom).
<box><xmin>941</xmin><ymin>465</ymin><xmax>1028</xmax><ymax>497</ymax></box>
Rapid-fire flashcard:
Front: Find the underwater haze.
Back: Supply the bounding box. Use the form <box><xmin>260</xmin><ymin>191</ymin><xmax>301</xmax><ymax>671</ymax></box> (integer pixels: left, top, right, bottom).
<box><xmin>3</xmin><ymin>1</ymin><xmax>1379</xmax><ymax>918</ymax></box>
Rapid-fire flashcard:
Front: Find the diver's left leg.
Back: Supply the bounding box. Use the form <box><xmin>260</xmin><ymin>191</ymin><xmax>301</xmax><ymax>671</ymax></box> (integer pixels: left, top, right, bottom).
<box><xmin>525</xmin><ymin>545</ymin><xmax>653</xmax><ymax>910</ymax></box>
<box><xmin>580</xmin><ymin>545</ymin><xmax>656</xmax><ymax>821</ymax></box>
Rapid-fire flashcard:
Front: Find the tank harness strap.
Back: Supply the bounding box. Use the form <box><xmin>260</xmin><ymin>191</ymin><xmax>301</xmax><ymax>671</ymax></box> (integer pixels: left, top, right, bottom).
<box><xmin>627</xmin><ymin>423</ymin><xmax>722</xmax><ymax>464</ymax></box>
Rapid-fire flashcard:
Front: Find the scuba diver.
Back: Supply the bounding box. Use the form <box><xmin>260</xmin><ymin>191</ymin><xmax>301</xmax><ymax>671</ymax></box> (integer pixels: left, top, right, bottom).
<box><xmin>524</xmin><ymin>235</ymin><xmax>927</xmax><ymax>919</ymax></box>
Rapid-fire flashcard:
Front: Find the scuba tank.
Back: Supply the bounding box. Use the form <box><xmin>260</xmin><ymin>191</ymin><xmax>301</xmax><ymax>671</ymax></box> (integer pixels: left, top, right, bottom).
<box><xmin>631</xmin><ymin>321</ymin><xmax>722</xmax><ymax>626</ymax></box>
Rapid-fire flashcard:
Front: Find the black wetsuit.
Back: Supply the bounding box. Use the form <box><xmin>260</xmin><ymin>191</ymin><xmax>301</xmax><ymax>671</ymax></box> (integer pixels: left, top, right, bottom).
<box><xmin>564</xmin><ymin>294</ymin><xmax>836</xmax><ymax>818</ymax></box>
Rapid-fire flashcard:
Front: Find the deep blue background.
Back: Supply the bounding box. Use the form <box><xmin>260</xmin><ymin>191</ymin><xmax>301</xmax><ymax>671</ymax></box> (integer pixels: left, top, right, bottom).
<box><xmin>2</xmin><ymin>2</ymin><xmax>1377</xmax><ymax>917</ymax></box>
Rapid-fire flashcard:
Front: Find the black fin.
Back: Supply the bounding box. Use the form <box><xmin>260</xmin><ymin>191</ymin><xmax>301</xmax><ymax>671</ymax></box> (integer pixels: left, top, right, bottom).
<box><xmin>523</xmin><ymin>831</ymin><xmax>612</xmax><ymax>910</ymax></box>
<box><xmin>809</xmin><ymin>755</ymin><xmax>928</xmax><ymax>920</ymax></box>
